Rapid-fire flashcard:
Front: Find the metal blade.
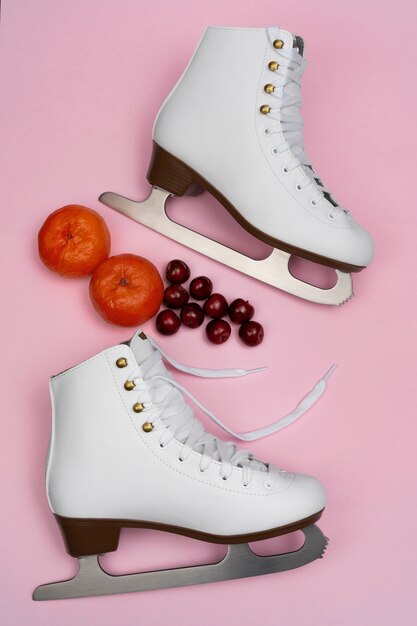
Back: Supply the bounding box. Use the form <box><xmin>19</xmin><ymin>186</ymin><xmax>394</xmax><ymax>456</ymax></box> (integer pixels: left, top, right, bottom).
<box><xmin>99</xmin><ymin>188</ymin><xmax>353</xmax><ymax>306</ymax></box>
<box><xmin>33</xmin><ymin>524</ymin><xmax>328</xmax><ymax>600</ymax></box>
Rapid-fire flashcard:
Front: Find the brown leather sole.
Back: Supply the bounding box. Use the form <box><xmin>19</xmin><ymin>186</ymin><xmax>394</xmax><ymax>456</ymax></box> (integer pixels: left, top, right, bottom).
<box><xmin>147</xmin><ymin>143</ymin><xmax>364</xmax><ymax>274</ymax></box>
<box><xmin>55</xmin><ymin>509</ymin><xmax>324</xmax><ymax>557</ymax></box>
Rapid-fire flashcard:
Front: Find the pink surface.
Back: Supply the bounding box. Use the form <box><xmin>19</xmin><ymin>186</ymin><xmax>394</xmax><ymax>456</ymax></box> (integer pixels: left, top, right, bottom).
<box><xmin>1</xmin><ymin>0</ymin><xmax>416</xmax><ymax>623</ymax></box>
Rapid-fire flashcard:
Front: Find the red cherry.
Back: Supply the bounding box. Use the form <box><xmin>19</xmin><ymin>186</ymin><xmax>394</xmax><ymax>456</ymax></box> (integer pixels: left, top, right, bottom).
<box><xmin>189</xmin><ymin>276</ymin><xmax>213</xmax><ymax>300</ymax></box>
<box><xmin>203</xmin><ymin>293</ymin><xmax>228</xmax><ymax>319</ymax></box>
<box><xmin>180</xmin><ymin>302</ymin><xmax>205</xmax><ymax>328</ymax></box>
<box><xmin>206</xmin><ymin>319</ymin><xmax>231</xmax><ymax>344</ymax></box>
<box><xmin>164</xmin><ymin>284</ymin><xmax>189</xmax><ymax>309</ymax></box>
<box><xmin>228</xmin><ymin>298</ymin><xmax>255</xmax><ymax>324</ymax></box>
<box><xmin>238</xmin><ymin>321</ymin><xmax>264</xmax><ymax>346</ymax></box>
<box><xmin>156</xmin><ymin>309</ymin><xmax>181</xmax><ymax>335</ymax></box>
<box><xmin>165</xmin><ymin>259</ymin><xmax>190</xmax><ymax>284</ymax></box>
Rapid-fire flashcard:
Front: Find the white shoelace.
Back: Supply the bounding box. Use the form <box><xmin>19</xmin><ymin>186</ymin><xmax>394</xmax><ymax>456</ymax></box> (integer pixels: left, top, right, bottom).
<box><xmin>265</xmin><ymin>26</ymin><xmax>343</xmax><ymax>219</ymax></box>
<box><xmin>125</xmin><ymin>337</ymin><xmax>335</xmax><ymax>487</ymax></box>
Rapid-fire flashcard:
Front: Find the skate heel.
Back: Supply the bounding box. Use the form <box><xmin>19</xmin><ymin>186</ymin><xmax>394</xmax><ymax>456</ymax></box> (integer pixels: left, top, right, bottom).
<box><xmin>147</xmin><ymin>143</ymin><xmax>203</xmax><ymax>197</ymax></box>
<box><xmin>55</xmin><ymin>516</ymin><xmax>122</xmax><ymax>557</ymax></box>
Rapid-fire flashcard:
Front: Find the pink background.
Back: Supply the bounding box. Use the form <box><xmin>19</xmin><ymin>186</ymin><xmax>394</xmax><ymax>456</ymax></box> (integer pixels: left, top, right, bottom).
<box><xmin>1</xmin><ymin>0</ymin><xmax>416</xmax><ymax>624</ymax></box>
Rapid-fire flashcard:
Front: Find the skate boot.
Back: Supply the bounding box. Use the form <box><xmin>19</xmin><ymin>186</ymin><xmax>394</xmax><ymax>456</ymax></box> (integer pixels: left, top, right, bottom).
<box><xmin>34</xmin><ymin>329</ymin><xmax>330</xmax><ymax>600</ymax></box>
<box><xmin>100</xmin><ymin>26</ymin><xmax>374</xmax><ymax>305</ymax></box>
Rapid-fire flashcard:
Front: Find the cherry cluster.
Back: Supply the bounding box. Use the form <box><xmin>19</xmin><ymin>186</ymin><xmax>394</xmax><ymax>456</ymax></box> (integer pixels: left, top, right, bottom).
<box><xmin>155</xmin><ymin>260</ymin><xmax>264</xmax><ymax>346</ymax></box>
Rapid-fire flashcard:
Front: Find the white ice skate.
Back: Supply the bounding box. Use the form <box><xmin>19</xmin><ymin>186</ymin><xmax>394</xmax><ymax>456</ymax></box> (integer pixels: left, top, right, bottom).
<box><xmin>100</xmin><ymin>26</ymin><xmax>373</xmax><ymax>306</ymax></box>
<box><xmin>34</xmin><ymin>329</ymin><xmax>332</xmax><ymax>600</ymax></box>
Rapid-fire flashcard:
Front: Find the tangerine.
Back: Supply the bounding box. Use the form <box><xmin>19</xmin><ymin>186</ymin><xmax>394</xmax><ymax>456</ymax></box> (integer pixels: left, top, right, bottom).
<box><xmin>38</xmin><ymin>205</ymin><xmax>110</xmax><ymax>277</ymax></box>
<box><xmin>90</xmin><ymin>253</ymin><xmax>164</xmax><ymax>326</ymax></box>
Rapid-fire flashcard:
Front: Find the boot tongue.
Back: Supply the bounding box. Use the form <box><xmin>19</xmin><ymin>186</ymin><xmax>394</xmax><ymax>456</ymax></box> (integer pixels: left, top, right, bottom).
<box><xmin>294</xmin><ymin>35</ymin><xmax>304</xmax><ymax>56</ymax></box>
<box><xmin>128</xmin><ymin>328</ymin><xmax>156</xmax><ymax>365</ymax></box>
<box><xmin>127</xmin><ymin>327</ymin><xmax>187</xmax><ymax>417</ymax></box>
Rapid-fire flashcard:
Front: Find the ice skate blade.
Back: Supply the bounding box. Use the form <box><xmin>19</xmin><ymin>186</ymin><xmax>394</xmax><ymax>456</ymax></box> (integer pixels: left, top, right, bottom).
<box><xmin>99</xmin><ymin>188</ymin><xmax>353</xmax><ymax>306</ymax></box>
<box><xmin>33</xmin><ymin>524</ymin><xmax>327</xmax><ymax>600</ymax></box>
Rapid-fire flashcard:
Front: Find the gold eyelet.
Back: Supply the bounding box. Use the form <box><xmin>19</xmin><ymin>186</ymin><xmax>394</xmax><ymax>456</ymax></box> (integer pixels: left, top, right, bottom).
<box><xmin>142</xmin><ymin>421</ymin><xmax>154</xmax><ymax>433</ymax></box>
<box><xmin>273</xmin><ymin>39</ymin><xmax>284</xmax><ymax>49</ymax></box>
<box><xmin>133</xmin><ymin>402</ymin><xmax>145</xmax><ymax>413</ymax></box>
<box><xmin>116</xmin><ymin>357</ymin><xmax>128</xmax><ymax>368</ymax></box>
<box><xmin>260</xmin><ymin>105</ymin><xmax>271</xmax><ymax>115</ymax></box>
<box><xmin>264</xmin><ymin>84</ymin><xmax>275</xmax><ymax>94</ymax></box>
<box><xmin>268</xmin><ymin>61</ymin><xmax>279</xmax><ymax>71</ymax></box>
<box><xmin>124</xmin><ymin>380</ymin><xmax>135</xmax><ymax>391</ymax></box>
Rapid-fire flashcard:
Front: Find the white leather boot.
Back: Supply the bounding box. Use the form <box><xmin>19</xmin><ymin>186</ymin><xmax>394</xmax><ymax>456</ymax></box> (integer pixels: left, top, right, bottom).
<box><xmin>100</xmin><ymin>26</ymin><xmax>373</xmax><ymax>305</ymax></box>
<box><xmin>36</xmin><ymin>329</ymin><xmax>329</xmax><ymax>598</ymax></box>
<box><xmin>151</xmin><ymin>26</ymin><xmax>374</xmax><ymax>272</ymax></box>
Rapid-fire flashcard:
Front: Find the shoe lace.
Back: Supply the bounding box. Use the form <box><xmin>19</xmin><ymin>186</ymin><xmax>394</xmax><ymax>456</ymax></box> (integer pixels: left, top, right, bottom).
<box><xmin>125</xmin><ymin>336</ymin><xmax>335</xmax><ymax>488</ymax></box>
<box><xmin>264</xmin><ymin>26</ymin><xmax>344</xmax><ymax>218</ymax></box>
